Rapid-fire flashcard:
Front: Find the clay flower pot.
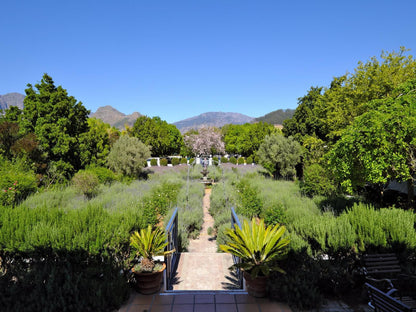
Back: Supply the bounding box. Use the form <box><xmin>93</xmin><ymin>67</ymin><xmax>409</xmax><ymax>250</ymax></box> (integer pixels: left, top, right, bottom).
<box><xmin>243</xmin><ymin>271</ymin><xmax>268</xmax><ymax>298</ymax></box>
<box><xmin>132</xmin><ymin>263</ymin><xmax>166</xmax><ymax>295</ymax></box>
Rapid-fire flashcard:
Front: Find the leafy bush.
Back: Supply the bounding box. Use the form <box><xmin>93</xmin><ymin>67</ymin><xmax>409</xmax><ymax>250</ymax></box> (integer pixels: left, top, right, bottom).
<box><xmin>212</xmin><ymin>156</ymin><xmax>219</xmax><ymax>165</ymax></box>
<box><xmin>107</xmin><ymin>136</ymin><xmax>151</xmax><ymax>177</ymax></box>
<box><xmin>235</xmin><ymin>178</ymin><xmax>262</xmax><ymax>218</ymax></box>
<box><xmin>221</xmin><ymin>156</ymin><xmax>228</xmax><ymax>163</ymax></box>
<box><xmin>254</xmin><ymin>155</ymin><xmax>259</xmax><ymax>164</ymax></box>
<box><xmin>268</xmin><ymin>248</ymin><xmax>323</xmax><ymax>309</ymax></box>
<box><xmin>72</xmin><ymin>170</ymin><xmax>100</xmax><ymax>198</ymax></box>
<box><xmin>300</xmin><ymin>163</ymin><xmax>336</xmax><ymax>196</ymax></box>
<box><xmin>0</xmin><ymin>159</ymin><xmax>37</xmax><ymax>206</ymax></box>
<box><xmin>229</xmin><ymin>156</ymin><xmax>237</xmax><ymax>164</ymax></box>
<box><xmin>85</xmin><ymin>166</ymin><xmax>117</xmax><ymax>184</ymax></box>
<box><xmin>246</xmin><ymin>156</ymin><xmax>253</xmax><ymax>164</ymax></box>
<box><xmin>160</xmin><ymin>158</ymin><xmax>168</xmax><ymax>166</ymax></box>
<box><xmin>189</xmin><ymin>157</ymin><xmax>195</xmax><ymax>164</ymax></box>
<box><xmin>171</xmin><ymin>158</ymin><xmax>180</xmax><ymax>166</ymax></box>
<box><xmin>237</xmin><ymin>157</ymin><xmax>245</xmax><ymax>165</ymax></box>
<box><xmin>261</xmin><ymin>203</ymin><xmax>286</xmax><ymax>226</ymax></box>
<box><xmin>150</xmin><ymin>158</ymin><xmax>158</xmax><ymax>166</ymax></box>
<box><xmin>0</xmin><ymin>250</ymin><xmax>129</xmax><ymax>312</ymax></box>
<box><xmin>180</xmin><ymin>157</ymin><xmax>187</xmax><ymax>164</ymax></box>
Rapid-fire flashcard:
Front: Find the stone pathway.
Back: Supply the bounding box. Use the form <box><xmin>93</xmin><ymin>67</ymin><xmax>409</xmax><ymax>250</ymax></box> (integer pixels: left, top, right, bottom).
<box><xmin>172</xmin><ymin>188</ymin><xmax>239</xmax><ymax>290</ymax></box>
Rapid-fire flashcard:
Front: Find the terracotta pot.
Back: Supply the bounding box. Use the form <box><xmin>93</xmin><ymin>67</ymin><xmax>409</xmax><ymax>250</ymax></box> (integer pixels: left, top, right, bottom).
<box><xmin>132</xmin><ymin>263</ymin><xmax>166</xmax><ymax>295</ymax></box>
<box><xmin>243</xmin><ymin>271</ymin><xmax>268</xmax><ymax>298</ymax></box>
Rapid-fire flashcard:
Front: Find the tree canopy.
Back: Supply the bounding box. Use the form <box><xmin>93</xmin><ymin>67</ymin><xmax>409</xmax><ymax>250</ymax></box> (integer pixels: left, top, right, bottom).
<box><xmin>257</xmin><ymin>133</ymin><xmax>302</xmax><ymax>179</ymax></box>
<box><xmin>132</xmin><ymin>116</ymin><xmax>182</xmax><ymax>156</ymax></box>
<box><xmin>183</xmin><ymin>127</ymin><xmax>225</xmax><ymax>156</ymax></box>
<box><xmin>222</xmin><ymin>122</ymin><xmax>277</xmax><ymax>156</ymax></box>
<box><xmin>327</xmin><ymin>79</ymin><xmax>416</xmax><ymax>201</ymax></box>
<box><xmin>284</xmin><ymin>48</ymin><xmax>416</xmax><ymax>145</ymax></box>
<box><xmin>21</xmin><ymin>74</ymin><xmax>90</xmax><ymax>178</ymax></box>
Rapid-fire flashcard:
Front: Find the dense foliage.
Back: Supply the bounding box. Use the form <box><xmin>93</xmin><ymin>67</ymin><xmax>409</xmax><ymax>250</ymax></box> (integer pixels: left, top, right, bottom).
<box><xmin>22</xmin><ymin>74</ymin><xmax>90</xmax><ymax>179</ymax></box>
<box><xmin>257</xmin><ymin>133</ymin><xmax>302</xmax><ymax>179</ymax></box>
<box><xmin>132</xmin><ymin>115</ymin><xmax>183</xmax><ymax>156</ymax></box>
<box><xmin>222</xmin><ymin>122</ymin><xmax>277</xmax><ymax>156</ymax></box>
<box><xmin>107</xmin><ymin>135</ymin><xmax>151</xmax><ymax>177</ymax></box>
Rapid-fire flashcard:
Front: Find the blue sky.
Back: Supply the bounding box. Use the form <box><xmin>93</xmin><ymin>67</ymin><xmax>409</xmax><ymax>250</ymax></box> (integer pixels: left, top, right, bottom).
<box><xmin>1</xmin><ymin>1</ymin><xmax>416</xmax><ymax>123</ymax></box>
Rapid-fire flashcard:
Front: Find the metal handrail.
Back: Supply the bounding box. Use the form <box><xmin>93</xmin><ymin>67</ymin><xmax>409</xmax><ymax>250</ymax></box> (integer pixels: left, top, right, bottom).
<box><xmin>165</xmin><ymin>207</ymin><xmax>178</xmax><ymax>290</ymax></box>
<box><xmin>231</xmin><ymin>207</ymin><xmax>244</xmax><ymax>288</ymax></box>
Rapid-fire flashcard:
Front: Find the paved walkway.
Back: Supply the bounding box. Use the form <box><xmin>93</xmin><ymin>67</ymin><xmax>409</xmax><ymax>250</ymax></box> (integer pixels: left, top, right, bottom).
<box><xmin>118</xmin><ymin>187</ymin><xmax>292</xmax><ymax>311</ymax></box>
<box><xmin>172</xmin><ymin>188</ymin><xmax>238</xmax><ymax>290</ymax></box>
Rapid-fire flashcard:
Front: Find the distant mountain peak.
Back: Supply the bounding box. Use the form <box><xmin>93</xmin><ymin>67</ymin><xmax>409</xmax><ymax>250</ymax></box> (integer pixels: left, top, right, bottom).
<box><xmin>173</xmin><ymin>111</ymin><xmax>254</xmax><ymax>133</ymax></box>
<box><xmin>91</xmin><ymin>106</ymin><xmax>141</xmax><ymax>130</ymax></box>
<box><xmin>0</xmin><ymin>92</ymin><xmax>25</xmax><ymax>110</ymax></box>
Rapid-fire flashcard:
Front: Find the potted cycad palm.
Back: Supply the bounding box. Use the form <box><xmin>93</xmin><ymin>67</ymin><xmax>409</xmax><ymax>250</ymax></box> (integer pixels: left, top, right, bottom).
<box><xmin>130</xmin><ymin>225</ymin><xmax>174</xmax><ymax>294</ymax></box>
<box><xmin>220</xmin><ymin>218</ymin><xmax>289</xmax><ymax>297</ymax></box>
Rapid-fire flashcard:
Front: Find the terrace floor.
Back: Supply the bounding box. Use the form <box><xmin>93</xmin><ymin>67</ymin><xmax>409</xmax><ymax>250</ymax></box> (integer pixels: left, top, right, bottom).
<box><xmin>118</xmin><ymin>291</ymin><xmax>292</xmax><ymax>312</ymax></box>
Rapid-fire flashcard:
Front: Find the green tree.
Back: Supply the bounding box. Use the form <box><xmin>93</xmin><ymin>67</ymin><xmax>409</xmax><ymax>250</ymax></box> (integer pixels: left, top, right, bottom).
<box><xmin>107</xmin><ymin>135</ymin><xmax>151</xmax><ymax>177</ymax></box>
<box><xmin>21</xmin><ymin>74</ymin><xmax>90</xmax><ymax>178</ymax></box>
<box><xmin>222</xmin><ymin>122</ymin><xmax>277</xmax><ymax>156</ymax></box>
<box><xmin>284</xmin><ymin>48</ymin><xmax>416</xmax><ymax>147</ymax></box>
<box><xmin>79</xmin><ymin>118</ymin><xmax>120</xmax><ymax>167</ymax></box>
<box><xmin>327</xmin><ymin>79</ymin><xmax>416</xmax><ymax>203</ymax></box>
<box><xmin>132</xmin><ymin>116</ymin><xmax>182</xmax><ymax>156</ymax></box>
<box><xmin>257</xmin><ymin>133</ymin><xmax>302</xmax><ymax>179</ymax></box>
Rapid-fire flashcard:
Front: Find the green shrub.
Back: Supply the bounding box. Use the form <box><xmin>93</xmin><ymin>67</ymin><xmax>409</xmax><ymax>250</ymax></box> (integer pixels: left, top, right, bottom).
<box><xmin>150</xmin><ymin>158</ymin><xmax>158</xmax><ymax>166</ymax></box>
<box><xmin>254</xmin><ymin>155</ymin><xmax>259</xmax><ymax>164</ymax></box>
<box><xmin>246</xmin><ymin>156</ymin><xmax>253</xmax><ymax>164</ymax></box>
<box><xmin>107</xmin><ymin>136</ymin><xmax>151</xmax><ymax>177</ymax></box>
<box><xmin>235</xmin><ymin>178</ymin><xmax>262</xmax><ymax>218</ymax></box>
<box><xmin>0</xmin><ymin>250</ymin><xmax>129</xmax><ymax>312</ymax></box>
<box><xmin>261</xmin><ymin>203</ymin><xmax>286</xmax><ymax>226</ymax></box>
<box><xmin>300</xmin><ymin>163</ymin><xmax>336</xmax><ymax>197</ymax></box>
<box><xmin>160</xmin><ymin>158</ymin><xmax>168</xmax><ymax>166</ymax></box>
<box><xmin>189</xmin><ymin>158</ymin><xmax>195</xmax><ymax>164</ymax></box>
<box><xmin>171</xmin><ymin>158</ymin><xmax>180</xmax><ymax>166</ymax></box>
<box><xmin>268</xmin><ymin>248</ymin><xmax>323</xmax><ymax>309</ymax></box>
<box><xmin>0</xmin><ymin>159</ymin><xmax>37</xmax><ymax>206</ymax></box>
<box><xmin>180</xmin><ymin>158</ymin><xmax>187</xmax><ymax>164</ymax></box>
<box><xmin>221</xmin><ymin>156</ymin><xmax>228</xmax><ymax>163</ymax></box>
<box><xmin>85</xmin><ymin>166</ymin><xmax>117</xmax><ymax>184</ymax></box>
<box><xmin>237</xmin><ymin>157</ymin><xmax>245</xmax><ymax>165</ymax></box>
<box><xmin>72</xmin><ymin>170</ymin><xmax>100</xmax><ymax>199</ymax></box>
<box><xmin>212</xmin><ymin>156</ymin><xmax>219</xmax><ymax>165</ymax></box>
<box><xmin>229</xmin><ymin>156</ymin><xmax>237</xmax><ymax>164</ymax></box>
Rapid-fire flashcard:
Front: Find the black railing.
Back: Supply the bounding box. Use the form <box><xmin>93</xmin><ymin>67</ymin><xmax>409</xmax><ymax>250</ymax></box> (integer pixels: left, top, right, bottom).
<box><xmin>165</xmin><ymin>207</ymin><xmax>179</xmax><ymax>290</ymax></box>
<box><xmin>231</xmin><ymin>207</ymin><xmax>244</xmax><ymax>288</ymax></box>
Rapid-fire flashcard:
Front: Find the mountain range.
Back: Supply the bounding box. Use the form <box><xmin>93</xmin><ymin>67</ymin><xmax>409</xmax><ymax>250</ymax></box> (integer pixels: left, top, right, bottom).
<box><xmin>173</xmin><ymin>112</ymin><xmax>254</xmax><ymax>133</ymax></box>
<box><xmin>0</xmin><ymin>93</ymin><xmax>25</xmax><ymax>110</ymax></box>
<box><xmin>0</xmin><ymin>92</ymin><xmax>294</xmax><ymax>130</ymax></box>
<box><xmin>90</xmin><ymin>106</ymin><xmax>141</xmax><ymax>130</ymax></box>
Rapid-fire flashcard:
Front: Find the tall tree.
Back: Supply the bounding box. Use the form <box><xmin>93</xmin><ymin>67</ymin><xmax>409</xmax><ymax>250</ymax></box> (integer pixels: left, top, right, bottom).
<box><xmin>21</xmin><ymin>74</ymin><xmax>90</xmax><ymax>178</ymax></box>
<box><xmin>222</xmin><ymin>122</ymin><xmax>277</xmax><ymax>156</ymax></box>
<box><xmin>327</xmin><ymin>79</ymin><xmax>416</xmax><ymax>203</ymax></box>
<box><xmin>132</xmin><ymin>116</ymin><xmax>182</xmax><ymax>156</ymax></box>
<box><xmin>284</xmin><ymin>48</ymin><xmax>416</xmax><ymax>146</ymax></box>
<box><xmin>257</xmin><ymin>133</ymin><xmax>302</xmax><ymax>179</ymax></box>
<box><xmin>79</xmin><ymin>118</ymin><xmax>120</xmax><ymax>167</ymax></box>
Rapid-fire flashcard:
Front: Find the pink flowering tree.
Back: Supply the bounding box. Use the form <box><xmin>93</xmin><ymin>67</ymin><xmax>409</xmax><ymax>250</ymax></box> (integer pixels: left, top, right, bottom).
<box><xmin>183</xmin><ymin>127</ymin><xmax>225</xmax><ymax>156</ymax></box>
